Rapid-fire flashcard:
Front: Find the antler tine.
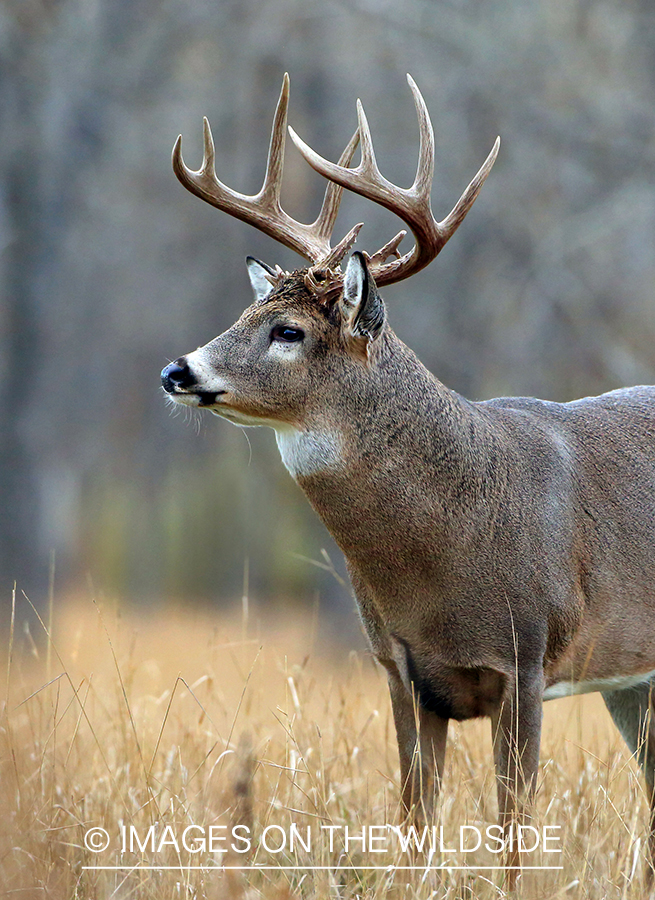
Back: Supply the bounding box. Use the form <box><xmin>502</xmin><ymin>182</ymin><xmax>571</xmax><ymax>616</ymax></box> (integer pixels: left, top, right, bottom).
<box><xmin>289</xmin><ymin>106</ymin><xmax>399</xmax><ymax>215</ymax></box>
<box><xmin>406</xmin><ymin>73</ymin><xmax>434</xmax><ymax>199</ymax></box>
<box><xmin>355</xmin><ymin>99</ymin><xmax>381</xmax><ymax>179</ymax></box>
<box><xmin>312</xmin><ymin>128</ymin><xmax>363</xmax><ymax>270</ymax></box>
<box><xmin>259</xmin><ymin>72</ymin><xmax>289</xmax><ymax>209</ymax></box>
<box><xmin>172</xmin><ymin>74</ymin><xmax>361</xmax><ymax>267</ymax></box>
<box><xmin>312</xmin><ymin>128</ymin><xmax>360</xmax><ymax>245</ymax></box>
<box><xmin>288</xmin><ymin>75</ymin><xmax>500</xmax><ymax>287</ymax></box>
<box><xmin>366</xmin><ymin>230</ymin><xmax>407</xmax><ymax>268</ymax></box>
<box><xmin>438</xmin><ymin>135</ymin><xmax>500</xmax><ymax>242</ymax></box>
<box><xmin>202</xmin><ymin>116</ymin><xmax>216</xmax><ymax>177</ymax></box>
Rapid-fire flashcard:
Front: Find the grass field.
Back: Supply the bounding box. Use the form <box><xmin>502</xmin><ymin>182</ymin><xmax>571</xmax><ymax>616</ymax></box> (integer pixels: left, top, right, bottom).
<box><xmin>0</xmin><ymin>591</ymin><xmax>652</xmax><ymax>899</ymax></box>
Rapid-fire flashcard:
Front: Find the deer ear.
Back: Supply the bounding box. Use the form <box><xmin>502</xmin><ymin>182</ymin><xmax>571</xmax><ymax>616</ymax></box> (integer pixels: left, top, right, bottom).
<box><xmin>246</xmin><ymin>256</ymin><xmax>276</xmax><ymax>302</ymax></box>
<box><xmin>341</xmin><ymin>252</ymin><xmax>385</xmax><ymax>341</ymax></box>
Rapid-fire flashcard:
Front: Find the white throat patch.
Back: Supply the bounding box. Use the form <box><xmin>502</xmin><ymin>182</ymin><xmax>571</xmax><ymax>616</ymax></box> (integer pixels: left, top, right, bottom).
<box><xmin>275</xmin><ymin>427</ymin><xmax>345</xmax><ymax>479</ymax></box>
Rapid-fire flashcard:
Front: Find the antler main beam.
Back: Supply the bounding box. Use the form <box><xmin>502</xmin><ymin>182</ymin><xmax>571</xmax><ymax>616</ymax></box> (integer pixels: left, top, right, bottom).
<box><xmin>173</xmin><ymin>74</ymin><xmax>499</xmax><ymax>289</ymax></box>
<box><xmin>173</xmin><ymin>74</ymin><xmax>361</xmax><ymax>269</ymax></box>
<box><xmin>289</xmin><ymin>75</ymin><xmax>500</xmax><ymax>287</ymax></box>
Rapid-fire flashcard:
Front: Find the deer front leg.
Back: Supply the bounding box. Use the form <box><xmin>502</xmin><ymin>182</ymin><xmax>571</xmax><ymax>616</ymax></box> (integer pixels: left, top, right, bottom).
<box><xmin>387</xmin><ymin>666</ymin><xmax>449</xmax><ymax>822</ymax></box>
<box><xmin>490</xmin><ymin>671</ymin><xmax>544</xmax><ymax>890</ymax></box>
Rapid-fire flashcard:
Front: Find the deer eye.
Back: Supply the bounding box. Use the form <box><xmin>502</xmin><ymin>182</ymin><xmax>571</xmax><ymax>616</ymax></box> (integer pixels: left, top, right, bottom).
<box><xmin>270</xmin><ymin>325</ymin><xmax>304</xmax><ymax>343</ymax></box>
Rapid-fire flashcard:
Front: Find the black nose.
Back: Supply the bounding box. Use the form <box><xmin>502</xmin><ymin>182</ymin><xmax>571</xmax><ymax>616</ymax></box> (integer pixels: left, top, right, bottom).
<box><xmin>161</xmin><ymin>358</ymin><xmax>196</xmax><ymax>393</ymax></box>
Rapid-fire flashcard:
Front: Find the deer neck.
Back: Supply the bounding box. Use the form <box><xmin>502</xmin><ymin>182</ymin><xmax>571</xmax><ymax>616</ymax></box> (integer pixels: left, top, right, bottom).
<box><xmin>275</xmin><ymin>331</ymin><xmax>501</xmax><ymax>563</ymax></box>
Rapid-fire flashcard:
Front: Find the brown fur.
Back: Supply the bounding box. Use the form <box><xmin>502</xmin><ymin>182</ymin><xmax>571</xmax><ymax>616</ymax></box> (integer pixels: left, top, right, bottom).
<box><xmin>162</xmin><ymin>255</ymin><xmax>655</xmax><ymax>886</ymax></box>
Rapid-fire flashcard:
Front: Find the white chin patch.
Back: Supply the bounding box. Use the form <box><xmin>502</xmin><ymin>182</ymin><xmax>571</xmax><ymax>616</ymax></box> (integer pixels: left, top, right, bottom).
<box><xmin>167</xmin><ymin>391</ymin><xmax>201</xmax><ymax>408</ymax></box>
<box><xmin>209</xmin><ymin>407</ymin><xmax>277</xmax><ymax>427</ymax></box>
<box><xmin>275</xmin><ymin>426</ymin><xmax>344</xmax><ymax>478</ymax></box>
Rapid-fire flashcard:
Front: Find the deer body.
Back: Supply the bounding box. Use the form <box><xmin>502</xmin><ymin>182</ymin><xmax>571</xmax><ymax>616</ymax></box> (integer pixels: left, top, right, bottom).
<box><xmin>162</xmin><ymin>75</ymin><xmax>655</xmax><ymax>885</ymax></box>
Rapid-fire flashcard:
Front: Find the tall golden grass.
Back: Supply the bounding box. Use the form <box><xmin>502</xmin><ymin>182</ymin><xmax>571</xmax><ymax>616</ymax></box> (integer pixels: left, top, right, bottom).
<box><xmin>0</xmin><ymin>592</ymin><xmax>651</xmax><ymax>898</ymax></box>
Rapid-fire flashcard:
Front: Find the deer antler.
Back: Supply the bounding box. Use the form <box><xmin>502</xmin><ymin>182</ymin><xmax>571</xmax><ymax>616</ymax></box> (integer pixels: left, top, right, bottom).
<box><xmin>173</xmin><ymin>74</ymin><xmax>362</xmax><ymax>273</ymax></box>
<box><xmin>288</xmin><ymin>74</ymin><xmax>500</xmax><ymax>287</ymax></box>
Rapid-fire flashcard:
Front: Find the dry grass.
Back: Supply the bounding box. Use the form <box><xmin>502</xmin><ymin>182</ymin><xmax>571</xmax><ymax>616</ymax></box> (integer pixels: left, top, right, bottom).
<box><xmin>0</xmin><ymin>592</ymin><xmax>652</xmax><ymax>899</ymax></box>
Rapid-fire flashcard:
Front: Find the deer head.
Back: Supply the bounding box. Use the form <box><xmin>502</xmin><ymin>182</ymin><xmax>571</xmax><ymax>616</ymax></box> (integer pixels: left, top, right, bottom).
<box><xmin>161</xmin><ymin>74</ymin><xmax>499</xmax><ymax>450</ymax></box>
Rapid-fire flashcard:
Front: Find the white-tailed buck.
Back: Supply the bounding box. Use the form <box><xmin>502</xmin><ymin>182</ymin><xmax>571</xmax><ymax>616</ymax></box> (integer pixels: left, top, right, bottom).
<box><xmin>162</xmin><ymin>75</ymin><xmax>655</xmax><ymax>884</ymax></box>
